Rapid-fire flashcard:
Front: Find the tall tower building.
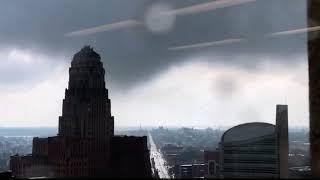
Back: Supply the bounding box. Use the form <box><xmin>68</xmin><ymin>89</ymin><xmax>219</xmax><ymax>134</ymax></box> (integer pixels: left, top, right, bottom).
<box><xmin>53</xmin><ymin>46</ymin><xmax>115</xmax><ymax>176</ymax></box>
<box><xmin>10</xmin><ymin>46</ymin><xmax>152</xmax><ymax>178</ymax></box>
<box><xmin>59</xmin><ymin>46</ymin><xmax>114</xmax><ymax>139</ymax></box>
<box><xmin>276</xmin><ymin>104</ymin><xmax>289</xmax><ymax>178</ymax></box>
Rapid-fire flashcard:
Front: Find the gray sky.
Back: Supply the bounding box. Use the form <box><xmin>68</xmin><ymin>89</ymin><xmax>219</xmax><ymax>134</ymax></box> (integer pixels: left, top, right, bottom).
<box><xmin>0</xmin><ymin>0</ymin><xmax>309</xmax><ymax>128</ymax></box>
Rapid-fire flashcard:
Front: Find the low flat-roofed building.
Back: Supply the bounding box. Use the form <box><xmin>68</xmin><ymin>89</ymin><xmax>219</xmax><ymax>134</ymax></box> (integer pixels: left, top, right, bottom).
<box><xmin>109</xmin><ymin>135</ymin><xmax>152</xmax><ymax>178</ymax></box>
<box><xmin>204</xmin><ymin>150</ymin><xmax>220</xmax><ymax>178</ymax></box>
<box><xmin>178</xmin><ymin>163</ymin><xmax>208</xmax><ymax>178</ymax></box>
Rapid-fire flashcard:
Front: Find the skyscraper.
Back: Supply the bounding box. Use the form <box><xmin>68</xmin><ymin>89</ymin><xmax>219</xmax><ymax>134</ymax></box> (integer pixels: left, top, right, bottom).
<box><xmin>219</xmin><ymin>104</ymin><xmax>289</xmax><ymax>178</ymax></box>
<box><xmin>10</xmin><ymin>46</ymin><xmax>152</xmax><ymax>178</ymax></box>
<box><xmin>276</xmin><ymin>104</ymin><xmax>289</xmax><ymax>178</ymax></box>
<box><xmin>59</xmin><ymin>45</ymin><xmax>114</xmax><ymax>140</ymax></box>
<box><xmin>219</xmin><ymin>122</ymin><xmax>279</xmax><ymax>178</ymax></box>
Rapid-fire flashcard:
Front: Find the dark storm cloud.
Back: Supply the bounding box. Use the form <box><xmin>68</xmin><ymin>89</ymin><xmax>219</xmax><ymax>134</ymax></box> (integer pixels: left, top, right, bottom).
<box><xmin>0</xmin><ymin>0</ymin><xmax>307</xmax><ymax>88</ymax></box>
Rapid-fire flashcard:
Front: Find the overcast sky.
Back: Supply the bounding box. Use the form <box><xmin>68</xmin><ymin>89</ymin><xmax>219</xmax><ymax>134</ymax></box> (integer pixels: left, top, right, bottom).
<box><xmin>0</xmin><ymin>0</ymin><xmax>309</xmax><ymax>128</ymax></box>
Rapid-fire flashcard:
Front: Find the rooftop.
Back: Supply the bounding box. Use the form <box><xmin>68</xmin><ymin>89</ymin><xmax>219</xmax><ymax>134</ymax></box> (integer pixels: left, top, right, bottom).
<box><xmin>222</xmin><ymin>122</ymin><xmax>275</xmax><ymax>143</ymax></box>
<box><xmin>71</xmin><ymin>45</ymin><xmax>101</xmax><ymax>66</ymax></box>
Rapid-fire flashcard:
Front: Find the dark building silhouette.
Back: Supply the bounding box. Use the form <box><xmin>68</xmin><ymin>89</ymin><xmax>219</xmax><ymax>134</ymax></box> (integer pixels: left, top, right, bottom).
<box><xmin>308</xmin><ymin>1</ymin><xmax>320</xmax><ymax>176</ymax></box>
<box><xmin>0</xmin><ymin>171</ymin><xmax>13</xmax><ymax>179</ymax></box>
<box><xmin>110</xmin><ymin>136</ymin><xmax>152</xmax><ymax>178</ymax></box>
<box><xmin>10</xmin><ymin>46</ymin><xmax>152</xmax><ymax>178</ymax></box>
<box><xmin>276</xmin><ymin>104</ymin><xmax>289</xmax><ymax>178</ymax></box>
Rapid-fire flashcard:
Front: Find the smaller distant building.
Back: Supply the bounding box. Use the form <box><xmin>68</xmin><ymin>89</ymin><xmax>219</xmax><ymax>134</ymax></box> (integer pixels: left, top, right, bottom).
<box><xmin>204</xmin><ymin>150</ymin><xmax>220</xmax><ymax>178</ymax></box>
<box><xmin>10</xmin><ymin>154</ymin><xmax>51</xmax><ymax>178</ymax></box>
<box><xmin>170</xmin><ymin>149</ymin><xmax>221</xmax><ymax>178</ymax></box>
<box><xmin>161</xmin><ymin>143</ymin><xmax>184</xmax><ymax>166</ymax></box>
<box><xmin>162</xmin><ymin>143</ymin><xmax>184</xmax><ymax>153</ymax></box>
<box><xmin>165</xmin><ymin>154</ymin><xmax>180</xmax><ymax>165</ymax></box>
<box><xmin>10</xmin><ymin>135</ymin><xmax>152</xmax><ymax>178</ymax></box>
<box><xmin>179</xmin><ymin>163</ymin><xmax>207</xmax><ymax>178</ymax></box>
<box><xmin>180</xmin><ymin>164</ymin><xmax>192</xmax><ymax>178</ymax></box>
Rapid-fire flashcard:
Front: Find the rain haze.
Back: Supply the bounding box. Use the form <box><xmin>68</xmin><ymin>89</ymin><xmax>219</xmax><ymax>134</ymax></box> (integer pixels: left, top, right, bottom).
<box><xmin>0</xmin><ymin>0</ymin><xmax>309</xmax><ymax>128</ymax></box>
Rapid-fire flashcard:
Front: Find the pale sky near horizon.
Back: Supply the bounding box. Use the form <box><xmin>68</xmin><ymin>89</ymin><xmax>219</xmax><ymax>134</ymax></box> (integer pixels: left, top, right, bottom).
<box><xmin>0</xmin><ymin>0</ymin><xmax>309</xmax><ymax>128</ymax></box>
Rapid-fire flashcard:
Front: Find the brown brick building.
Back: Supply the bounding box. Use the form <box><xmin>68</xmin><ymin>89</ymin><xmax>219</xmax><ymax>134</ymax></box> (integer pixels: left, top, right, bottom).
<box><xmin>10</xmin><ymin>46</ymin><xmax>152</xmax><ymax>178</ymax></box>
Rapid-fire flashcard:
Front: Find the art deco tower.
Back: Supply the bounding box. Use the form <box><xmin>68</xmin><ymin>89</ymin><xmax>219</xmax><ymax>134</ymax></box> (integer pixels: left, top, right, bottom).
<box><xmin>58</xmin><ymin>46</ymin><xmax>114</xmax><ymax>140</ymax></box>
<box><xmin>10</xmin><ymin>46</ymin><xmax>152</xmax><ymax>178</ymax></box>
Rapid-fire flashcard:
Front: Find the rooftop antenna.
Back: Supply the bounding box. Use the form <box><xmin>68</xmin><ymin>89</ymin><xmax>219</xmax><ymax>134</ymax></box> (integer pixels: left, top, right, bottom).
<box><xmin>92</xmin><ymin>36</ymin><xmax>97</xmax><ymax>45</ymax></box>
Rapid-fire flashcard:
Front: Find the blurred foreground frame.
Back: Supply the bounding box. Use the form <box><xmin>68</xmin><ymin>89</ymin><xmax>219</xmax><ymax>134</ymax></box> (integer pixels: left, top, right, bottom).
<box><xmin>309</xmin><ymin>0</ymin><xmax>320</xmax><ymax>177</ymax></box>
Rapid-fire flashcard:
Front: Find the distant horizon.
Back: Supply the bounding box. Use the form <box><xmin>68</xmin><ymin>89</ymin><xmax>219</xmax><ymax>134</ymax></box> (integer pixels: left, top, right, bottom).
<box><xmin>0</xmin><ymin>125</ymin><xmax>309</xmax><ymax>138</ymax></box>
<box><xmin>0</xmin><ymin>125</ymin><xmax>309</xmax><ymax>129</ymax></box>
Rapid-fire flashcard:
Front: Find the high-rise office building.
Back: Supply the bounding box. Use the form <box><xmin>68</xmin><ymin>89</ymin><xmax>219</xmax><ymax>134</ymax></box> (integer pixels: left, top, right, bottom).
<box><xmin>276</xmin><ymin>104</ymin><xmax>289</xmax><ymax>178</ymax></box>
<box><xmin>219</xmin><ymin>105</ymin><xmax>289</xmax><ymax>178</ymax></box>
<box><xmin>10</xmin><ymin>46</ymin><xmax>152</xmax><ymax>178</ymax></box>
